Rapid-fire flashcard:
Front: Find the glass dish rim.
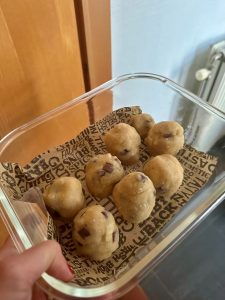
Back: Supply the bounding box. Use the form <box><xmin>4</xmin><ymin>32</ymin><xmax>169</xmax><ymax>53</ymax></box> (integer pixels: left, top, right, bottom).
<box><xmin>1</xmin><ymin>72</ymin><xmax>225</xmax><ymax>155</ymax></box>
<box><xmin>1</xmin><ymin>72</ymin><xmax>225</xmax><ymax>299</ymax></box>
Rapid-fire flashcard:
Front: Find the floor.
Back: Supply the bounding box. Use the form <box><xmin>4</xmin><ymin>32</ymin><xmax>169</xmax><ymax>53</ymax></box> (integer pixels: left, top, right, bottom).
<box><xmin>141</xmin><ymin>199</ymin><xmax>225</xmax><ymax>300</ymax></box>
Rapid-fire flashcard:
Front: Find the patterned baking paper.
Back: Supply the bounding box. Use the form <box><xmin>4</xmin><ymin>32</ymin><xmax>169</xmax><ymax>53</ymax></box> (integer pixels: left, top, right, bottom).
<box><xmin>0</xmin><ymin>106</ymin><xmax>218</xmax><ymax>287</ymax></box>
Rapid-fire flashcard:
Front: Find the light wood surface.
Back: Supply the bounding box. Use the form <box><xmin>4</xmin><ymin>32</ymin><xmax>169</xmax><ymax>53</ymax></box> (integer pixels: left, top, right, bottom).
<box><xmin>0</xmin><ymin>0</ymin><xmax>112</xmax><ymax>248</ymax></box>
<box><xmin>81</xmin><ymin>0</ymin><xmax>112</xmax><ymax>121</ymax></box>
<box><xmin>0</xmin><ymin>0</ymin><xmax>87</xmax><ymax>246</ymax></box>
<box><xmin>0</xmin><ymin>0</ymin><xmax>85</xmax><ymax>139</ymax></box>
<box><xmin>82</xmin><ymin>0</ymin><xmax>111</xmax><ymax>88</ymax></box>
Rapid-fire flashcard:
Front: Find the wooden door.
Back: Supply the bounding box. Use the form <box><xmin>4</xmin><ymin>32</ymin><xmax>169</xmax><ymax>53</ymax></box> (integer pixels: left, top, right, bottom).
<box><xmin>0</xmin><ymin>0</ymin><xmax>86</xmax><ymax>246</ymax></box>
<box><xmin>0</xmin><ymin>0</ymin><xmax>86</xmax><ymax>138</ymax></box>
<box><xmin>0</xmin><ymin>0</ymin><xmax>112</xmax><ymax>247</ymax></box>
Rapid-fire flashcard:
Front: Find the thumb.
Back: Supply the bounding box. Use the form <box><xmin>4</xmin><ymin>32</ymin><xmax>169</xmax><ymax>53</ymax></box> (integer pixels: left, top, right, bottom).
<box><xmin>9</xmin><ymin>240</ymin><xmax>74</xmax><ymax>284</ymax></box>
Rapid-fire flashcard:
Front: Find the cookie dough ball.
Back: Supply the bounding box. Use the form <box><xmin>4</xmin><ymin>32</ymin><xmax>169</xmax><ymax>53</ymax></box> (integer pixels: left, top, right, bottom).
<box><xmin>85</xmin><ymin>153</ymin><xmax>124</xmax><ymax>199</ymax></box>
<box><xmin>43</xmin><ymin>177</ymin><xmax>85</xmax><ymax>219</ymax></box>
<box><xmin>73</xmin><ymin>205</ymin><xmax>119</xmax><ymax>260</ymax></box>
<box><xmin>144</xmin><ymin>154</ymin><xmax>183</xmax><ymax>197</ymax></box>
<box><xmin>131</xmin><ymin>113</ymin><xmax>155</xmax><ymax>139</ymax></box>
<box><xmin>113</xmin><ymin>172</ymin><xmax>156</xmax><ymax>224</ymax></box>
<box><xmin>145</xmin><ymin>121</ymin><xmax>184</xmax><ymax>156</ymax></box>
<box><xmin>104</xmin><ymin>123</ymin><xmax>141</xmax><ymax>165</ymax></box>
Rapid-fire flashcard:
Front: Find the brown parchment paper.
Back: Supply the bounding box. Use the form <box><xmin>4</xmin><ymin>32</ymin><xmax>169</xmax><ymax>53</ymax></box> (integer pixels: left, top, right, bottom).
<box><xmin>0</xmin><ymin>106</ymin><xmax>218</xmax><ymax>287</ymax></box>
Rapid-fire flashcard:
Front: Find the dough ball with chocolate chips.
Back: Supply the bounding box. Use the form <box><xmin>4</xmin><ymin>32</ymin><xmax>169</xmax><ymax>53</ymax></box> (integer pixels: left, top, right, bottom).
<box><xmin>104</xmin><ymin>123</ymin><xmax>141</xmax><ymax>165</ymax></box>
<box><xmin>144</xmin><ymin>154</ymin><xmax>183</xmax><ymax>198</ymax></box>
<box><xmin>145</xmin><ymin>121</ymin><xmax>184</xmax><ymax>156</ymax></box>
<box><xmin>43</xmin><ymin>176</ymin><xmax>85</xmax><ymax>219</ymax></box>
<box><xmin>85</xmin><ymin>153</ymin><xmax>124</xmax><ymax>199</ymax></box>
<box><xmin>112</xmin><ymin>172</ymin><xmax>156</xmax><ymax>224</ymax></box>
<box><xmin>131</xmin><ymin>113</ymin><xmax>155</xmax><ymax>139</ymax></box>
<box><xmin>72</xmin><ymin>205</ymin><xmax>119</xmax><ymax>260</ymax></box>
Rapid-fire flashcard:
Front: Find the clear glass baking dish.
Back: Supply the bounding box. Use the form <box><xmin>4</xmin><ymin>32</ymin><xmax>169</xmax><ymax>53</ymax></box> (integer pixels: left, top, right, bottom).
<box><xmin>0</xmin><ymin>73</ymin><xmax>225</xmax><ymax>300</ymax></box>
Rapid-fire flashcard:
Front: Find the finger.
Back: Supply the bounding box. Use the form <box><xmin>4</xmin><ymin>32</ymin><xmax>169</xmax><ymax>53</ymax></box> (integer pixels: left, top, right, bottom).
<box><xmin>0</xmin><ymin>237</ymin><xmax>18</xmax><ymax>260</ymax></box>
<box><xmin>9</xmin><ymin>240</ymin><xmax>74</xmax><ymax>284</ymax></box>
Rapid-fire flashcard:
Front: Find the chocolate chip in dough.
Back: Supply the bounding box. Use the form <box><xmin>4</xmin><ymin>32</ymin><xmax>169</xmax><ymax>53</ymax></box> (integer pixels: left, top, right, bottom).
<box><xmin>114</xmin><ymin>157</ymin><xmax>120</xmax><ymax>163</ymax></box>
<box><xmin>78</xmin><ymin>227</ymin><xmax>90</xmax><ymax>239</ymax></box>
<box><xmin>98</xmin><ymin>170</ymin><xmax>106</xmax><ymax>177</ymax></box>
<box><xmin>103</xmin><ymin>162</ymin><xmax>114</xmax><ymax>173</ymax></box>
<box><xmin>163</xmin><ymin>133</ymin><xmax>173</xmax><ymax>138</ymax></box>
<box><xmin>156</xmin><ymin>186</ymin><xmax>167</xmax><ymax>194</ymax></box>
<box><xmin>101</xmin><ymin>211</ymin><xmax>108</xmax><ymax>219</ymax></box>
<box><xmin>121</xmin><ymin>149</ymin><xmax>130</xmax><ymax>155</ymax></box>
<box><xmin>112</xmin><ymin>231</ymin><xmax>117</xmax><ymax>242</ymax></box>
<box><xmin>139</xmin><ymin>174</ymin><xmax>148</xmax><ymax>182</ymax></box>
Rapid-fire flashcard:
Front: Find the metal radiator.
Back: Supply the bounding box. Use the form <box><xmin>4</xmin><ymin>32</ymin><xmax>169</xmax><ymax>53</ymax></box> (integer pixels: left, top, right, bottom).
<box><xmin>195</xmin><ymin>40</ymin><xmax>225</xmax><ymax>112</ymax></box>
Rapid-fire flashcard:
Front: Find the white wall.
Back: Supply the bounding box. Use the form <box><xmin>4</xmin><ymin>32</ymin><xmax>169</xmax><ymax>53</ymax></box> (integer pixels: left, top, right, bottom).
<box><xmin>111</xmin><ymin>0</ymin><xmax>225</xmax><ymax>93</ymax></box>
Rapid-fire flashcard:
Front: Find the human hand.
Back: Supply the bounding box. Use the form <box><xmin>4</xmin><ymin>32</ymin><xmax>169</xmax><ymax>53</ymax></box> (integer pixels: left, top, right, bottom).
<box><xmin>0</xmin><ymin>237</ymin><xmax>148</xmax><ymax>300</ymax></box>
<box><xmin>0</xmin><ymin>238</ymin><xmax>74</xmax><ymax>300</ymax></box>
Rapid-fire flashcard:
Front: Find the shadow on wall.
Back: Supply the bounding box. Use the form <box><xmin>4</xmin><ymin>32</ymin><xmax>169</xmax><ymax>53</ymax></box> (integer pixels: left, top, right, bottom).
<box><xmin>180</xmin><ymin>33</ymin><xmax>225</xmax><ymax>95</ymax></box>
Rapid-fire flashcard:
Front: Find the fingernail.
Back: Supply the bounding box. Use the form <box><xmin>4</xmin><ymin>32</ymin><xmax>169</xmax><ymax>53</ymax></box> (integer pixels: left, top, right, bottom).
<box><xmin>67</xmin><ymin>263</ymin><xmax>74</xmax><ymax>275</ymax></box>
